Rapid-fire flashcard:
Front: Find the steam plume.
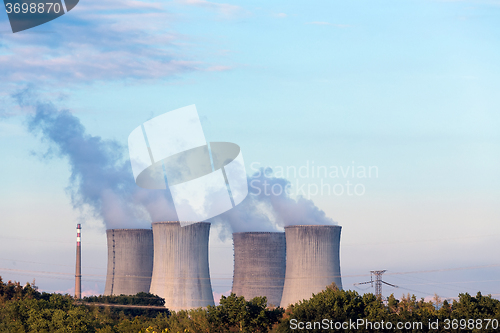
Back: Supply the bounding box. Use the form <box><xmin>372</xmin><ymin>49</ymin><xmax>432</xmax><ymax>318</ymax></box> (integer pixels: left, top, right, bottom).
<box><xmin>213</xmin><ymin>170</ymin><xmax>335</xmax><ymax>233</ymax></box>
<box><xmin>17</xmin><ymin>88</ymin><xmax>333</xmax><ymax>232</ymax></box>
<box><xmin>19</xmin><ymin>90</ymin><xmax>177</xmax><ymax>229</ymax></box>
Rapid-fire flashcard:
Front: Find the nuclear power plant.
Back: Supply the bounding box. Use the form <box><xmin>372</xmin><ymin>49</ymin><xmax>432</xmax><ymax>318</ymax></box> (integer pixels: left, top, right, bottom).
<box><xmin>280</xmin><ymin>225</ymin><xmax>343</xmax><ymax>308</ymax></box>
<box><xmin>104</xmin><ymin>229</ymin><xmax>154</xmax><ymax>296</ymax></box>
<box><xmin>149</xmin><ymin>222</ymin><xmax>215</xmax><ymax>310</ymax></box>
<box><xmin>99</xmin><ymin>222</ymin><xmax>342</xmax><ymax>310</ymax></box>
<box><xmin>232</xmin><ymin>232</ymin><xmax>286</xmax><ymax>307</ymax></box>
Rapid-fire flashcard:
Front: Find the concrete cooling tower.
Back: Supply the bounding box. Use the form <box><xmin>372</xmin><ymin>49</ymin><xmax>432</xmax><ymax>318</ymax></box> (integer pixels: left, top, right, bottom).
<box><xmin>104</xmin><ymin>229</ymin><xmax>154</xmax><ymax>296</ymax></box>
<box><xmin>232</xmin><ymin>232</ymin><xmax>286</xmax><ymax>307</ymax></box>
<box><xmin>280</xmin><ymin>225</ymin><xmax>342</xmax><ymax>308</ymax></box>
<box><xmin>149</xmin><ymin>222</ymin><xmax>214</xmax><ymax>310</ymax></box>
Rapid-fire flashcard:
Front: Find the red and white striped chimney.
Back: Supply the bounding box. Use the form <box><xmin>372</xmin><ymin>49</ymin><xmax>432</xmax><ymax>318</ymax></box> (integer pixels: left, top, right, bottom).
<box><xmin>75</xmin><ymin>223</ymin><xmax>81</xmax><ymax>299</ymax></box>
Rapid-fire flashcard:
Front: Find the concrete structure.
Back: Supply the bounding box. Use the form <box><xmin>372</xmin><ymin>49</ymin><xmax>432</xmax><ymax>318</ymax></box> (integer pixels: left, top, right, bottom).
<box><xmin>75</xmin><ymin>223</ymin><xmax>81</xmax><ymax>299</ymax></box>
<box><xmin>104</xmin><ymin>229</ymin><xmax>154</xmax><ymax>296</ymax></box>
<box><xmin>232</xmin><ymin>232</ymin><xmax>286</xmax><ymax>307</ymax></box>
<box><xmin>280</xmin><ymin>225</ymin><xmax>342</xmax><ymax>308</ymax></box>
<box><xmin>149</xmin><ymin>222</ymin><xmax>214</xmax><ymax>310</ymax></box>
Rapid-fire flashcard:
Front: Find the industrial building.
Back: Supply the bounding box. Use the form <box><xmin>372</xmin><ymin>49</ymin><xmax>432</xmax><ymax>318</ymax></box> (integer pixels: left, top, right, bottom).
<box><xmin>104</xmin><ymin>229</ymin><xmax>154</xmax><ymax>296</ymax></box>
<box><xmin>149</xmin><ymin>221</ymin><xmax>214</xmax><ymax>310</ymax></box>
<box><xmin>280</xmin><ymin>225</ymin><xmax>342</xmax><ymax>308</ymax></box>
<box><xmin>232</xmin><ymin>232</ymin><xmax>286</xmax><ymax>307</ymax></box>
<box><xmin>100</xmin><ymin>222</ymin><xmax>342</xmax><ymax>310</ymax></box>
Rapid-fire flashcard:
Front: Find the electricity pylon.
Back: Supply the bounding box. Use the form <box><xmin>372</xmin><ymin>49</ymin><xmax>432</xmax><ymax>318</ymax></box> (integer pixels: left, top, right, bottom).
<box><xmin>354</xmin><ymin>270</ymin><xmax>398</xmax><ymax>300</ymax></box>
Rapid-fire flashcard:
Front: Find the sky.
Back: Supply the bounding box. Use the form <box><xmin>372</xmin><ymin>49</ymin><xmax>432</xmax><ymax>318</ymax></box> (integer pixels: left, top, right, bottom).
<box><xmin>0</xmin><ymin>0</ymin><xmax>499</xmax><ymax>303</ymax></box>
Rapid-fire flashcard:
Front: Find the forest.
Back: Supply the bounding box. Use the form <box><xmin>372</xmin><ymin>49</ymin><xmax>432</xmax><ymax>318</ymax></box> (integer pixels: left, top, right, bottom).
<box><xmin>1</xmin><ymin>276</ymin><xmax>499</xmax><ymax>332</ymax></box>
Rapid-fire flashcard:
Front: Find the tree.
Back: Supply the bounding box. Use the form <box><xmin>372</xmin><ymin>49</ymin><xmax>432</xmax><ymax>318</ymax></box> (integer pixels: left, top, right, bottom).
<box><xmin>207</xmin><ymin>293</ymin><xmax>283</xmax><ymax>332</ymax></box>
<box><xmin>276</xmin><ymin>283</ymin><xmax>366</xmax><ymax>333</ymax></box>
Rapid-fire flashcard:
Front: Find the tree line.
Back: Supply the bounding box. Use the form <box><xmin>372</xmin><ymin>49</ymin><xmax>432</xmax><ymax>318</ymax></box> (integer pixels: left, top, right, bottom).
<box><xmin>1</xmin><ymin>276</ymin><xmax>499</xmax><ymax>332</ymax></box>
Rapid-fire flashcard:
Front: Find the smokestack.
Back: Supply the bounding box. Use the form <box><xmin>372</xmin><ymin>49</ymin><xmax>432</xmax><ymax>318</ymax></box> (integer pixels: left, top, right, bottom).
<box><xmin>280</xmin><ymin>225</ymin><xmax>342</xmax><ymax>308</ymax></box>
<box><xmin>232</xmin><ymin>232</ymin><xmax>286</xmax><ymax>307</ymax></box>
<box><xmin>149</xmin><ymin>222</ymin><xmax>214</xmax><ymax>310</ymax></box>
<box><xmin>75</xmin><ymin>223</ymin><xmax>81</xmax><ymax>299</ymax></box>
<box><xmin>104</xmin><ymin>229</ymin><xmax>154</xmax><ymax>296</ymax></box>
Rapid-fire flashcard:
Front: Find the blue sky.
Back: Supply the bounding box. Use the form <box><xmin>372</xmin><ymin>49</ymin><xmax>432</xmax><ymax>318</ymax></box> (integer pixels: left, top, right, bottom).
<box><xmin>0</xmin><ymin>0</ymin><xmax>499</xmax><ymax>301</ymax></box>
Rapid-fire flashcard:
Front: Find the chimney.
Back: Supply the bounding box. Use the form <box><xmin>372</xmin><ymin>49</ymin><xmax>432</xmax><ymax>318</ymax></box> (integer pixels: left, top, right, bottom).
<box><xmin>75</xmin><ymin>223</ymin><xmax>81</xmax><ymax>299</ymax></box>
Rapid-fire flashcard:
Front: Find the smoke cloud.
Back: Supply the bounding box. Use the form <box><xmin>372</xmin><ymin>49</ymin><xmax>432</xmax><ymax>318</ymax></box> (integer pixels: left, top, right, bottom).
<box><xmin>213</xmin><ymin>169</ymin><xmax>336</xmax><ymax>233</ymax></box>
<box><xmin>18</xmin><ymin>89</ymin><xmax>177</xmax><ymax>229</ymax></box>
<box><xmin>16</xmin><ymin>88</ymin><xmax>333</xmax><ymax>232</ymax></box>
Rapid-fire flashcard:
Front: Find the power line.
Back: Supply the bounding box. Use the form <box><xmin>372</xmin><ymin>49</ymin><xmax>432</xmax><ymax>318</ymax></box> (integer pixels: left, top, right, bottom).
<box><xmin>2</xmin><ymin>264</ymin><xmax>500</xmax><ymax>300</ymax></box>
<box><xmin>355</xmin><ymin>270</ymin><xmax>398</xmax><ymax>300</ymax></box>
<box><xmin>390</xmin><ymin>274</ymin><xmax>500</xmax><ymax>296</ymax></box>
<box><xmin>385</xmin><ymin>264</ymin><xmax>500</xmax><ymax>276</ymax></box>
<box><xmin>343</xmin><ymin>233</ymin><xmax>500</xmax><ymax>247</ymax></box>
<box><xmin>0</xmin><ymin>258</ymin><xmax>104</xmax><ymax>270</ymax></box>
<box><xmin>0</xmin><ymin>235</ymin><xmax>103</xmax><ymax>245</ymax></box>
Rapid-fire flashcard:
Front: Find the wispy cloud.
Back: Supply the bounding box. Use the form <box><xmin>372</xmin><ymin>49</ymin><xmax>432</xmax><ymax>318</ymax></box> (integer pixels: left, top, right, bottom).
<box><xmin>206</xmin><ymin>65</ymin><xmax>233</xmax><ymax>71</ymax></box>
<box><xmin>17</xmin><ymin>87</ymin><xmax>178</xmax><ymax>229</ymax></box>
<box><xmin>175</xmin><ymin>0</ymin><xmax>245</xmax><ymax>17</ymax></box>
<box><xmin>0</xmin><ymin>0</ymin><xmax>227</xmax><ymax>86</ymax></box>
<box><xmin>213</xmin><ymin>289</ymin><xmax>231</xmax><ymax>304</ymax></box>
<box><xmin>0</xmin><ymin>122</ymin><xmax>26</xmax><ymax>137</ymax></box>
<box><xmin>435</xmin><ymin>0</ymin><xmax>500</xmax><ymax>4</ymax></box>
<box><xmin>307</xmin><ymin>21</ymin><xmax>351</xmax><ymax>28</ymax></box>
<box><xmin>52</xmin><ymin>284</ymin><xmax>101</xmax><ymax>297</ymax></box>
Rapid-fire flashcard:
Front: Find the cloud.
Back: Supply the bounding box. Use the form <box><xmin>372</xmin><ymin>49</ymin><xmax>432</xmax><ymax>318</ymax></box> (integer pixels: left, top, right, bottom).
<box><xmin>307</xmin><ymin>21</ymin><xmax>351</xmax><ymax>28</ymax></box>
<box><xmin>17</xmin><ymin>87</ymin><xmax>178</xmax><ymax>229</ymax></box>
<box><xmin>175</xmin><ymin>0</ymin><xmax>244</xmax><ymax>17</ymax></box>
<box><xmin>12</xmin><ymin>87</ymin><xmax>334</xmax><ymax>232</ymax></box>
<box><xmin>0</xmin><ymin>122</ymin><xmax>26</xmax><ymax>137</ymax></box>
<box><xmin>276</xmin><ymin>13</ymin><xmax>287</xmax><ymax>18</ymax></box>
<box><xmin>0</xmin><ymin>0</ymin><xmax>223</xmax><ymax>86</ymax></box>
<box><xmin>206</xmin><ymin>65</ymin><xmax>233</xmax><ymax>71</ymax></box>
<box><xmin>213</xmin><ymin>289</ymin><xmax>231</xmax><ymax>304</ymax></box>
<box><xmin>82</xmin><ymin>285</ymin><xmax>102</xmax><ymax>297</ymax></box>
<box><xmin>52</xmin><ymin>284</ymin><xmax>101</xmax><ymax>297</ymax></box>
<box><xmin>212</xmin><ymin>169</ymin><xmax>336</xmax><ymax>233</ymax></box>
<box><xmin>435</xmin><ymin>0</ymin><xmax>500</xmax><ymax>6</ymax></box>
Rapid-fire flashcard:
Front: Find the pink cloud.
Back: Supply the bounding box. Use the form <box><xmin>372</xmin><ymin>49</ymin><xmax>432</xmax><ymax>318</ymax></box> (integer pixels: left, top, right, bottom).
<box><xmin>213</xmin><ymin>289</ymin><xmax>231</xmax><ymax>305</ymax></box>
<box><xmin>0</xmin><ymin>0</ymin><xmax>233</xmax><ymax>86</ymax></box>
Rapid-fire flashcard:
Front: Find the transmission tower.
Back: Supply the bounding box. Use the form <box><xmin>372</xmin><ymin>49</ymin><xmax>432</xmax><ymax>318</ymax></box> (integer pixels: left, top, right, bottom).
<box><xmin>354</xmin><ymin>270</ymin><xmax>398</xmax><ymax>300</ymax></box>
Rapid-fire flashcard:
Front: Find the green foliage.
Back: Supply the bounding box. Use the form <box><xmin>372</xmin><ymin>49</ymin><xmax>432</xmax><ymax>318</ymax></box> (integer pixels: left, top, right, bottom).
<box><xmin>83</xmin><ymin>292</ymin><xmax>165</xmax><ymax>307</ymax></box>
<box><xmin>276</xmin><ymin>284</ymin><xmax>366</xmax><ymax>333</ymax></box>
<box><xmin>82</xmin><ymin>292</ymin><xmax>169</xmax><ymax>319</ymax></box>
<box><xmin>0</xmin><ymin>291</ymin><xmax>99</xmax><ymax>333</ymax></box>
<box><xmin>2</xmin><ymin>276</ymin><xmax>500</xmax><ymax>333</ymax></box>
<box><xmin>274</xmin><ymin>283</ymin><xmax>500</xmax><ymax>333</ymax></box>
<box><xmin>206</xmin><ymin>293</ymin><xmax>283</xmax><ymax>332</ymax></box>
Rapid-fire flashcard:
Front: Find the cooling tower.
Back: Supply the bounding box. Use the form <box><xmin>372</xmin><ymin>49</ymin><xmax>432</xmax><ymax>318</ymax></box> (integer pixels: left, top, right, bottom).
<box><xmin>149</xmin><ymin>221</ymin><xmax>214</xmax><ymax>310</ymax></box>
<box><xmin>280</xmin><ymin>225</ymin><xmax>342</xmax><ymax>308</ymax></box>
<box><xmin>104</xmin><ymin>229</ymin><xmax>154</xmax><ymax>296</ymax></box>
<box><xmin>232</xmin><ymin>232</ymin><xmax>286</xmax><ymax>307</ymax></box>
